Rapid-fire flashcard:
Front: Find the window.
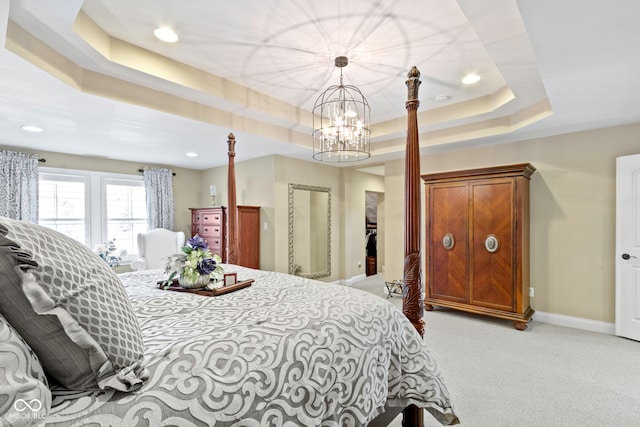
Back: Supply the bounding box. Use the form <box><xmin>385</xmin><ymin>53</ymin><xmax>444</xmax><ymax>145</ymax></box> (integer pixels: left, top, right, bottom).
<box><xmin>104</xmin><ymin>178</ymin><xmax>147</xmax><ymax>257</ymax></box>
<box><xmin>38</xmin><ymin>168</ymin><xmax>147</xmax><ymax>260</ymax></box>
<box><xmin>38</xmin><ymin>173</ymin><xmax>88</xmax><ymax>243</ymax></box>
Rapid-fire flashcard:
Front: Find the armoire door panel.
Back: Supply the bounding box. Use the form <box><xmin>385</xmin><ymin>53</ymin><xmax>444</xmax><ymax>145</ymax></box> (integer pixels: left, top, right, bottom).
<box><xmin>429</xmin><ymin>184</ymin><xmax>468</xmax><ymax>302</ymax></box>
<box><xmin>470</xmin><ymin>180</ymin><xmax>515</xmax><ymax>310</ymax></box>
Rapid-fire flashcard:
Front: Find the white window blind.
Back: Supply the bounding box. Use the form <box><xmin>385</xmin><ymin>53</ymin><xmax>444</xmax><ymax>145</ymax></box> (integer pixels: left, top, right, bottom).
<box><xmin>104</xmin><ymin>178</ymin><xmax>146</xmax><ymax>257</ymax></box>
<box><xmin>38</xmin><ymin>173</ymin><xmax>89</xmax><ymax>244</ymax></box>
<box><xmin>38</xmin><ymin>168</ymin><xmax>147</xmax><ymax>260</ymax></box>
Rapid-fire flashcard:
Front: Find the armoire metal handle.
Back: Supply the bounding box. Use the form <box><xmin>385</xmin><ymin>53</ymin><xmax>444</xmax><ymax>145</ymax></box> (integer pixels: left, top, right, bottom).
<box><xmin>442</xmin><ymin>233</ymin><xmax>455</xmax><ymax>250</ymax></box>
<box><xmin>485</xmin><ymin>235</ymin><xmax>499</xmax><ymax>253</ymax></box>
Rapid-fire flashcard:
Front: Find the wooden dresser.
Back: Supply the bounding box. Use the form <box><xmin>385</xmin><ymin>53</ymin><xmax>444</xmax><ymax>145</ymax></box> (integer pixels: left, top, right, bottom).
<box><xmin>189</xmin><ymin>206</ymin><xmax>260</xmax><ymax>269</ymax></box>
<box><xmin>422</xmin><ymin>163</ymin><xmax>535</xmax><ymax>330</ymax></box>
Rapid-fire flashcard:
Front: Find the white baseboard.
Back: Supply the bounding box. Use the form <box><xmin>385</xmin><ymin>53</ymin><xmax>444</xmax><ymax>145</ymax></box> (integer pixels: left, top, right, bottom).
<box><xmin>533</xmin><ymin>311</ymin><xmax>615</xmax><ymax>335</ymax></box>
<box><xmin>334</xmin><ymin>274</ymin><xmax>368</xmax><ymax>287</ymax></box>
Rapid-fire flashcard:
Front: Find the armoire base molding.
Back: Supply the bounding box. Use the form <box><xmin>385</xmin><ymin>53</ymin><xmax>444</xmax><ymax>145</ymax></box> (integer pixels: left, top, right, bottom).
<box><xmin>426</xmin><ymin>300</ymin><xmax>534</xmax><ymax>330</ymax></box>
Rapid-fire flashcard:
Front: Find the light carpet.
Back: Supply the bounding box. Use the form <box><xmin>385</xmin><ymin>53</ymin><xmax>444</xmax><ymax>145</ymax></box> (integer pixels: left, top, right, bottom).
<box><xmin>350</xmin><ymin>274</ymin><xmax>640</xmax><ymax>427</ymax></box>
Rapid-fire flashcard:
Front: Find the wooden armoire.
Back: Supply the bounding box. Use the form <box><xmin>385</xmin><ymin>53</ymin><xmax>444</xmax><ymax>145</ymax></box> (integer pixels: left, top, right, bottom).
<box><xmin>189</xmin><ymin>206</ymin><xmax>260</xmax><ymax>269</ymax></box>
<box><xmin>422</xmin><ymin>163</ymin><xmax>535</xmax><ymax>330</ymax></box>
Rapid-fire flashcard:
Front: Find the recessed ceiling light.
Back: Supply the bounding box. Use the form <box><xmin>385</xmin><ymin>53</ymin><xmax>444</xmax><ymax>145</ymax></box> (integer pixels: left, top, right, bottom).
<box><xmin>21</xmin><ymin>125</ymin><xmax>43</xmax><ymax>132</ymax></box>
<box><xmin>462</xmin><ymin>73</ymin><xmax>481</xmax><ymax>85</ymax></box>
<box><xmin>185</xmin><ymin>152</ymin><xmax>198</xmax><ymax>157</ymax></box>
<box><xmin>434</xmin><ymin>95</ymin><xmax>451</xmax><ymax>103</ymax></box>
<box><xmin>154</xmin><ymin>26</ymin><xmax>179</xmax><ymax>43</ymax></box>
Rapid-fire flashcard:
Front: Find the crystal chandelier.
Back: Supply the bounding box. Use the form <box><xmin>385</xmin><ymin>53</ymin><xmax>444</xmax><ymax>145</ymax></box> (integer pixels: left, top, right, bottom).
<box><xmin>312</xmin><ymin>56</ymin><xmax>371</xmax><ymax>162</ymax></box>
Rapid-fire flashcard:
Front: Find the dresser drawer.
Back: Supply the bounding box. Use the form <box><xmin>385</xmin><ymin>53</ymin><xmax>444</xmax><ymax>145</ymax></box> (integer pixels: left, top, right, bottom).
<box><xmin>207</xmin><ymin>239</ymin><xmax>224</xmax><ymax>257</ymax></box>
<box><xmin>206</xmin><ymin>237</ymin><xmax>223</xmax><ymax>248</ymax></box>
<box><xmin>201</xmin><ymin>212</ymin><xmax>222</xmax><ymax>225</ymax></box>
<box><xmin>193</xmin><ymin>211</ymin><xmax>223</xmax><ymax>225</ymax></box>
<box><xmin>199</xmin><ymin>225</ymin><xmax>222</xmax><ymax>237</ymax></box>
<box><xmin>213</xmin><ymin>225</ymin><xmax>222</xmax><ymax>236</ymax></box>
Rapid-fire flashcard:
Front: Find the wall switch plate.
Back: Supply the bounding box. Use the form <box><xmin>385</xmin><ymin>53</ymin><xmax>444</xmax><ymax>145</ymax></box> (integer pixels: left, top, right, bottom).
<box><xmin>529</xmin><ymin>287</ymin><xmax>534</xmax><ymax>297</ymax></box>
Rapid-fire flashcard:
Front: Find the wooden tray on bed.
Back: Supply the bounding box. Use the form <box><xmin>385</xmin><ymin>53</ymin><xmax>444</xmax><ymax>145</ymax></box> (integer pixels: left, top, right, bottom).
<box><xmin>158</xmin><ymin>279</ymin><xmax>254</xmax><ymax>296</ymax></box>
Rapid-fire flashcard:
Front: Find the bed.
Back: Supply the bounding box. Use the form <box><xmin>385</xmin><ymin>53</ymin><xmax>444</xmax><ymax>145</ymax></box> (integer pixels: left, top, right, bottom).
<box><xmin>0</xmin><ymin>67</ymin><xmax>458</xmax><ymax>426</ymax></box>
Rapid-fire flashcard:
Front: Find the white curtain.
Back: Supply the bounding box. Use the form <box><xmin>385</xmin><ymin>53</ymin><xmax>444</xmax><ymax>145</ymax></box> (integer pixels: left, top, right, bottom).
<box><xmin>143</xmin><ymin>168</ymin><xmax>175</xmax><ymax>230</ymax></box>
<box><xmin>0</xmin><ymin>150</ymin><xmax>39</xmax><ymax>222</ymax></box>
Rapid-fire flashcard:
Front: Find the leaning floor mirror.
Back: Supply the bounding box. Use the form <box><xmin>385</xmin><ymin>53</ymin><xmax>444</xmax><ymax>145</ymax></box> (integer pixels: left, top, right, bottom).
<box><xmin>288</xmin><ymin>183</ymin><xmax>331</xmax><ymax>279</ymax></box>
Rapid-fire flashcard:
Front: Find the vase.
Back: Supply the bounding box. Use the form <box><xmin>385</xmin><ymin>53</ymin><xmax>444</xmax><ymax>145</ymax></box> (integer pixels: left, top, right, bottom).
<box><xmin>178</xmin><ymin>274</ymin><xmax>211</xmax><ymax>289</ymax></box>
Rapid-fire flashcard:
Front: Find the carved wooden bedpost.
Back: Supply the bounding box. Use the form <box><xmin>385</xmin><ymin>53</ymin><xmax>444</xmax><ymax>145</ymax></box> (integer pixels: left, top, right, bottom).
<box><xmin>402</xmin><ymin>66</ymin><xmax>424</xmax><ymax>427</ymax></box>
<box><xmin>403</xmin><ymin>66</ymin><xmax>424</xmax><ymax>335</ymax></box>
<box><xmin>227</xmin><ymin>133</ymin><xmax>238</xmax><ymax>264</ymax></box>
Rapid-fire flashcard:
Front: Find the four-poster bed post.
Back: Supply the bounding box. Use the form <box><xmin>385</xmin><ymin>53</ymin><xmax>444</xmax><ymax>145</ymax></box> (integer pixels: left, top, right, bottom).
<box><xmin>227</xmin><ymin>132</ymin><xmax>239</xmax><ymax>264</ymax></box>
<box><xmin>403</xmin><ymin>66</ymin><xmax>424</xmax><ymax>336</ymax></box>
<box><xmin>402</xmin><ymin>66</ymin><xmax>424</xmax><ymax>426</ymax></box>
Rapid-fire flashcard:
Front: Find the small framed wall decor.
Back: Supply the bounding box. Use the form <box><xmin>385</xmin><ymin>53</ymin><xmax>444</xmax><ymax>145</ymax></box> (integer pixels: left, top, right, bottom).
<box><xmin>223</xmin><ymin>273</ymin><xmax>237</xmax><ymax>287</ymax></box>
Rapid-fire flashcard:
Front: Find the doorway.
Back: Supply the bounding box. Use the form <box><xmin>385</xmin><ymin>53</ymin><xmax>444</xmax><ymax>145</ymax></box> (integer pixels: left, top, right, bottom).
<box><xmin>615</xmin><ymin>153</ymin><xmax>640</xmax><ymax>341</ymax></box>
<box><xmin>365</xmin><ymin>191</ymin><xmax>384</xmax><ymax>276</ymax></box>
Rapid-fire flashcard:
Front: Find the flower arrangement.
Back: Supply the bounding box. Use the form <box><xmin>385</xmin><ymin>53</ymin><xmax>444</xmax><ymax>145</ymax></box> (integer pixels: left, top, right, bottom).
<box><xmin>163</xmin><ymin>235</ymin><xmax>223</xmax><ymax>289</ymax></box>
<box><xmin>94</xmin><ymin>239</ymin><xmax>125</xmax><ymax>268</ymax></box>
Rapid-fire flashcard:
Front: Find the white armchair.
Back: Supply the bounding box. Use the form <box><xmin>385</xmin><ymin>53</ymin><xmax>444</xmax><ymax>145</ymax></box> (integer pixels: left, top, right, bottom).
<box><xmin>130</xmin><ymin>228</ymin><xmax>186</xmax><ymax>271</ymax></box>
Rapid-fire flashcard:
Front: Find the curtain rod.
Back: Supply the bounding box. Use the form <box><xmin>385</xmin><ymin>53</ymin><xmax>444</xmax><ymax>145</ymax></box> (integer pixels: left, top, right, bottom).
<box><xmin>138</xmin><ymin>168</ymin><xmax>176</xmax><ymax>176</ymax></box>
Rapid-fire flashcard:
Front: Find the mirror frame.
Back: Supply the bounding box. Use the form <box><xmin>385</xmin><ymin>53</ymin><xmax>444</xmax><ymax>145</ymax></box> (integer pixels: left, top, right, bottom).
<box><xmin>288</xmin><ymin>183</ymin><xmax>332</xmax><ymax>279</ymax></box>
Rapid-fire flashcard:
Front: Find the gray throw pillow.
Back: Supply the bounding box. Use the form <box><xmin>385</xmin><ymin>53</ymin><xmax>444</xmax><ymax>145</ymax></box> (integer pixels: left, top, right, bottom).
<box><xmin>0</xmin><ymin>313</ymin><xmax>51</xmax><ymax>424</ymax></box>
<box><xmin>0</xmin><ymin>216</ymin><xmax>148</xmax><ymax>391</ymax></box>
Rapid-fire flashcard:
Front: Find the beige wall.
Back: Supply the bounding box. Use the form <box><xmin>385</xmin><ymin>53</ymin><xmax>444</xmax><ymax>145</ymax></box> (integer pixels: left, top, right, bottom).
<box><xmin>384</xmin><ymin>122</ymin><xmax>640</xmax><ymax>323</ymax></box>
<box><xmin>200</xmin><ymin>155</ymin><xmax>276</xmax><ymax>271</ymax></box>
<box><xmin>384</xmin><ymin>160</ymin><xmax>406</xmax><ymax>284</ymax></box>
<box><xmin>376</xmin><ymin>192</ymin><xmax>386</xmax><ymax>273</ymax></box>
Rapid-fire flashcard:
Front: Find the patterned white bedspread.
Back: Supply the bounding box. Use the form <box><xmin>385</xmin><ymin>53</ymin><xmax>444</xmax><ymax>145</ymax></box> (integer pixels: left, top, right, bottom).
<box><xmin>46</xmin><ymin>266</ymin><xmax>457</xmax><ymax>426</ymax></box>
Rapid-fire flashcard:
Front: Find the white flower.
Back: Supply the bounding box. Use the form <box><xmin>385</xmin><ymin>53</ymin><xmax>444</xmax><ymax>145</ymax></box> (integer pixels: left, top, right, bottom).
<box><xmin>94</xmin><ymin>239</ymin><xmax>124</xmax><ymax>268</ymax></box>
